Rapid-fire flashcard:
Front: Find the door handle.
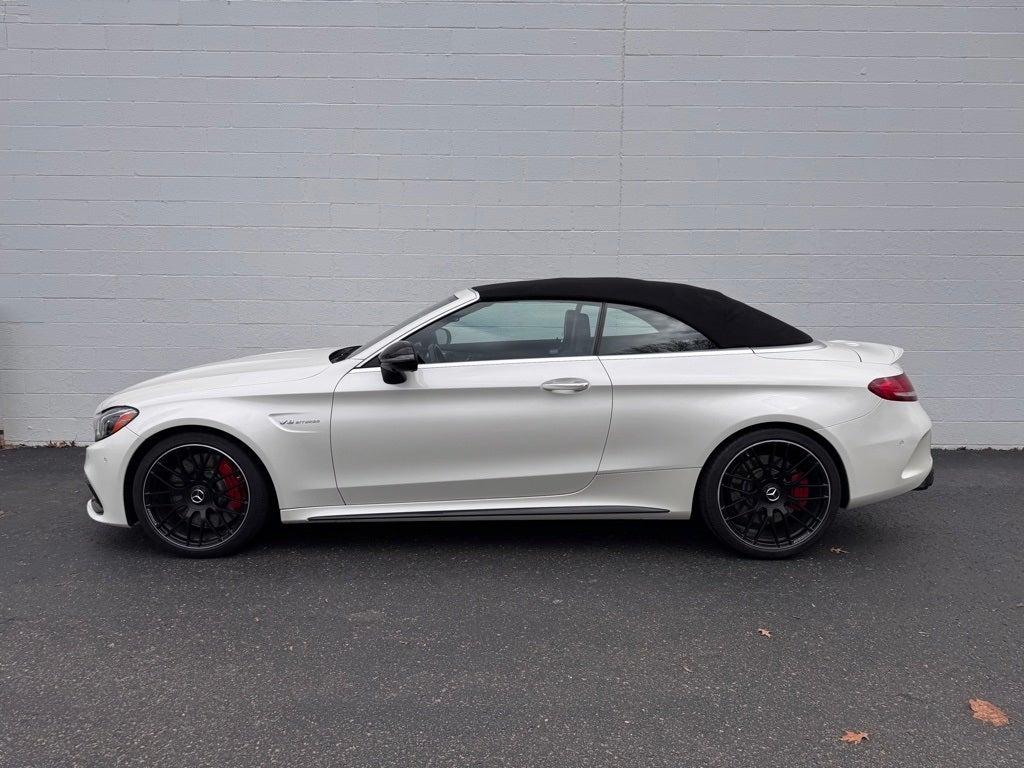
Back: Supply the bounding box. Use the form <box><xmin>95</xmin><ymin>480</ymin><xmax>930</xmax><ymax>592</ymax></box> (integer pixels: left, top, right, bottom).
<box><xmin>541</xmin><ymin>378</ymin><xmax>590</xmax><ymax>394</ymax></box>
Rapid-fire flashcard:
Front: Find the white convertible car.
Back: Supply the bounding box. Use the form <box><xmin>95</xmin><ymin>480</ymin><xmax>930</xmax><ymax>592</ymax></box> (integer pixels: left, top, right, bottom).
<box><xmin>85</xmin><ymin>277</ymin><xmax>933</xmax><ymax>558</ymax></box>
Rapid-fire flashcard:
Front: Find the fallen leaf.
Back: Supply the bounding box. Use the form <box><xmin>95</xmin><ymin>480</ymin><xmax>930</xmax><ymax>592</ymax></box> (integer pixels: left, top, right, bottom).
<box><xmin>969</xmin><ymin>699</ymin><xmax>1009</xmax><ymax>727</ymax></box>
<box><xmin>830</xmin><ymin>547</ymin><xmax>849</xmax><ymax>554</ymax></box>
<box><xmin>757</xmin><ymin>628</ymin><xmax>772</xmax><ymax>638</ymax></box>
<box><xmin>840</xmin><ymin>730</ymin><xmax>869</xmax><ymax>744</ymax></box>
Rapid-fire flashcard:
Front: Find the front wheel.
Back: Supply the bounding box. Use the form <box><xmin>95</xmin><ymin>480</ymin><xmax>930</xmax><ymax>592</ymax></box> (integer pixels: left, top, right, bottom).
<box><xmin>698</xmin><ymin>429</ymin><xmax>841</xmax><ymax>558</ymax></box>
<box><xmin>131</xmin><ymin>432</ymin><xmax>271</xmax><ymax>557</ymax></box>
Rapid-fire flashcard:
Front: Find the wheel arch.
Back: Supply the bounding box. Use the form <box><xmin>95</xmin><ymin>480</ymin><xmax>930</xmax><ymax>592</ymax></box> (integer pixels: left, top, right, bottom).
<box><xmin>122</xmin><ymin>424</ymin><xmax>280</xmax><ymax>525</ymax></box>
<box><xmin>692</xmin><ymin>421</ymin><xmax>850</xmax><ymax>515</ymax></box>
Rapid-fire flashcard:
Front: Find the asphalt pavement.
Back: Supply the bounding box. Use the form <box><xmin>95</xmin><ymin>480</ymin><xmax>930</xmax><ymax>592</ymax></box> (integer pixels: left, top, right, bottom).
<box><xmin>0</xmin><ymin>447</ymin><xmax>1021</xmax><ymax>767</ymax></box>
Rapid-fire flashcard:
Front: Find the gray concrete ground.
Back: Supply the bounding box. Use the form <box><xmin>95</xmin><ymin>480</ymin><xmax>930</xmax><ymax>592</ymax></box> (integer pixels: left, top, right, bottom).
<box><xmin>0</xmin><ymin>447</ymin><xmax>1021</xmax><ymax>768</ymax></box>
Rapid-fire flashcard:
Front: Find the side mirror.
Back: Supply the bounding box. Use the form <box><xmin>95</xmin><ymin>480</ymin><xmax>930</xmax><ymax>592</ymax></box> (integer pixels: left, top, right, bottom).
<box><xmin>379</xmin><ymin>340</ymin><xmax>418</xmax><ymax>384</ymax></box>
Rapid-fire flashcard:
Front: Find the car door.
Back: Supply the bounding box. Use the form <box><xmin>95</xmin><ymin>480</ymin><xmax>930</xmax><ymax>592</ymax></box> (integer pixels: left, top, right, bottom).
<box><xmin>332</xmin><ymin>300</ymin><xmax>612</xmax><ymax>506</ymax></box>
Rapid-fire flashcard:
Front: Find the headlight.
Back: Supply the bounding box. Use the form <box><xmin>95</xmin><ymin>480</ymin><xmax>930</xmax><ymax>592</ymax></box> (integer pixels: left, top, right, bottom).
<box><xmin>93</xmin><ymin>406</ymin><xmax>138</xmax><ymax>442</ymax></box>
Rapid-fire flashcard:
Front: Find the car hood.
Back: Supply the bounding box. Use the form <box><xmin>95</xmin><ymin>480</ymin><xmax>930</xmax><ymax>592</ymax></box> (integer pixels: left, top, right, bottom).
<box><xmin>99</xmin><ymin>348</ymin><xmax>336</xmax><ymax>410</ymax></box>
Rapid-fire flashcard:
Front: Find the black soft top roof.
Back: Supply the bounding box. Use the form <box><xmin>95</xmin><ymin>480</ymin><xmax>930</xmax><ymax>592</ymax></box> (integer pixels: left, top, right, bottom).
<box><xmin>473</xmin><ymin>277</ymin><xmax>811</xmax><ymax>349</ymax></box>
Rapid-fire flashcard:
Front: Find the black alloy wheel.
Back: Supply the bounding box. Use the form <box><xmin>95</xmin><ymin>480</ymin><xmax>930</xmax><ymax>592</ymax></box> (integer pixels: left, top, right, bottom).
<box><xmin>132</xmin><ymin>432</ymin><xmax>270</xmax><ymax>557</ymax></box>
<box><xmin>699</xmin><ymin>429</ymin><xmax>841</xmax><ymax>558</ymax></box>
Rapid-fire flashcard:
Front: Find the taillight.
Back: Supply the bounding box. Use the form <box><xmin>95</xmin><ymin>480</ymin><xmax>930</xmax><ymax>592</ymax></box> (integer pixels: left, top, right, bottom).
<box><xmin>868</xmin><ymin>373</ymin><xmax>917</xmax><ymax>402</ymax></box>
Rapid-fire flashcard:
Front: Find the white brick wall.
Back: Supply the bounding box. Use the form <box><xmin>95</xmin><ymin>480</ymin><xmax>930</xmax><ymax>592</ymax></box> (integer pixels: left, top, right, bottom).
<box><xmin>1</xmin><ymin>0</ymin><xmax>1022</xmax><ymax>447</ymax></box>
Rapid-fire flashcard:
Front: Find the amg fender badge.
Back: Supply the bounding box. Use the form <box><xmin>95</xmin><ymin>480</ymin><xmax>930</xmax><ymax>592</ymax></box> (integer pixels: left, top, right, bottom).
<box><xmin>270</xmin><ymin>413</ymin><xmax>323</xmax><ymax>433</ymax></box>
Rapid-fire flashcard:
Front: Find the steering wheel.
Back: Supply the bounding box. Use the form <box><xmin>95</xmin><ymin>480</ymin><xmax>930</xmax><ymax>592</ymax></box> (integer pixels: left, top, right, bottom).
<box><xmin>425</xmin><ymin>342</ymin><xmax>448</xmax><ymax>364</ymax></box>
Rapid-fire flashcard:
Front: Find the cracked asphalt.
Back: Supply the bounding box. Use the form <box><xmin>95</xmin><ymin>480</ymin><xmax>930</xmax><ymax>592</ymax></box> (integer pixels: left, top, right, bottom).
<box><xmin>0</xmin><ymin>447</ymin><xmax>1021</xmax><ymax>767</ymax></box>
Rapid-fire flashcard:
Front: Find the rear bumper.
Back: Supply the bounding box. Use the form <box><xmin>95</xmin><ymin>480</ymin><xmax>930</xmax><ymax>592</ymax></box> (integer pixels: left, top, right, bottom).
<box><xmin>819</xmin><ymin>400</ymin><xmax>933</xmax><ymax>509</ymax></box>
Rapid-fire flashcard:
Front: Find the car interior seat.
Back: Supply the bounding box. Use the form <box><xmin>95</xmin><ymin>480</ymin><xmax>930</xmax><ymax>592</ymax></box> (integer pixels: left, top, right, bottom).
<box><xmin>560</xmin><ymin>310</ymin><xmax>593</xmax><ymax>357</ymax></box>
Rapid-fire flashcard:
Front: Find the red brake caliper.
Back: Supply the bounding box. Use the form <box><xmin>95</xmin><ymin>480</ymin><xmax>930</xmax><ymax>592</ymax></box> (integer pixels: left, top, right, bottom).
<box><xmin>789</xmin><ymin>472</ymin><xmax>810</xmax><ymax>510</ymax></box>
<box><xmin>218</xmin><ymin>459</ymin><xmax>247</xmax><ymax>512</ymax></box>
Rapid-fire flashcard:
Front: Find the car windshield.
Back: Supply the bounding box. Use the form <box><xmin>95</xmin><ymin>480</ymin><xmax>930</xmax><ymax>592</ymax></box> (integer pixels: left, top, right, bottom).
<box><xmin>350</xmin><ymin>295</ymin><xmax>460</xmax><ymax>357</ymax></box>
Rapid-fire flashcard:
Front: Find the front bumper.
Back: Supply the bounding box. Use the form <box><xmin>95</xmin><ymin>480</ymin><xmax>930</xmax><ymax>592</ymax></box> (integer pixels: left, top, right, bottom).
<box><xmin>819</xmin><ymin>399</ymin><xmax>933</xmax><ymax>509</ymax></box>
<box><xmin>83</xmin><ymin>424</ymin><xmax>141</xmax><ymax>527</ymax></box>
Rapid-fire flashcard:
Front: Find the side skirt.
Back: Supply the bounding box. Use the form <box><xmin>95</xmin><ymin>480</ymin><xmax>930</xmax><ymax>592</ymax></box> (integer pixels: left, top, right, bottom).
<box><xmin>303</xmin><ymin>505</ymin><xmax>669</xmax><ymax>523</ymax></box>
<box><xmin>280</xmin><ymin>468</ymin><xmax>699</xmax><ymax>524</ymax></box>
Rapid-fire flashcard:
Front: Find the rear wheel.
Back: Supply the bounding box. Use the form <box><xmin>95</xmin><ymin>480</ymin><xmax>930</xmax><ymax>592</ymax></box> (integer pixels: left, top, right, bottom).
<box><xmin>699</xmin><ymin>429</ymin><xmax>841</xmax><ymax>558</ymax></box>
<box><xmin>131</xmin><ymin>432</ymin><xmax>270</xmax><ymax>557</ymax></box>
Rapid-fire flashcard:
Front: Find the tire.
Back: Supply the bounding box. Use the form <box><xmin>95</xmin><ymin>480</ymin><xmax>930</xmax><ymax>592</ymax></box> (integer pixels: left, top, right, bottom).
<box><xmin>131</xmin><ymin>431</ymin><xmax>271</xmax><ymax>557</ymax></box>
<box><xmin>698</xmin><ymin>428</ymin><xmax>841</xmax><ymax>559</ymax></box>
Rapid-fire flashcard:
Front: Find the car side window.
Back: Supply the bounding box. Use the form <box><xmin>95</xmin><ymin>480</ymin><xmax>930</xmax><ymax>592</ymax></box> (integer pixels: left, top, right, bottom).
<box><xmin>406</xmin><ymin>300</ymin><xmax>602</xmax><ymax>364</ymax></box>
<box><xmin>598</xmin><ymin>303</ymin><xmax>714</xmax><ymax>355</ymax></box>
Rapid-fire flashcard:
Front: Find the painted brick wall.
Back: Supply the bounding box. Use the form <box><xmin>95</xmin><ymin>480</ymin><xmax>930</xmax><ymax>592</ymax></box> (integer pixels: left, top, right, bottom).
<box><xmin>1</xmin><ymin>0</ymin><xmax>1022</xmax><ymax>447</ymax></box>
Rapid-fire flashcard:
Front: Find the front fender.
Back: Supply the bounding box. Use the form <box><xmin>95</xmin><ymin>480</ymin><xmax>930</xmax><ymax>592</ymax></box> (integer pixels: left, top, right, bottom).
<box><xmin>118</xmin><ymin>395</ymin><xmax>341</xmax><ymax>512</ymax></box>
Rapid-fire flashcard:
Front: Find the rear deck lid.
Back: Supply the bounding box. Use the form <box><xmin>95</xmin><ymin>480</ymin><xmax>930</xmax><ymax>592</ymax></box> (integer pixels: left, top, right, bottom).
<box><xmin>827</xmin><ymin>340</ymin><xmax>904</xmax><ymax>364</ymax></box>
<box><xmin>754</xmin><ymin>340</ymin><xmax>903</xmax><ymax>364</ymax></box>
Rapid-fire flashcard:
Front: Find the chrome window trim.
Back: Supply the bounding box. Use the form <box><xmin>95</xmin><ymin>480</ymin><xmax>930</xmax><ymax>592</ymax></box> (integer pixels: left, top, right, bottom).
<box><xmin>598</xmin><ymin>347</ymin><xmax>754</xmax><ymax>361</ymax></box>
<box><xmin>599</xmin><ymin>341</ymin><xmax>822</xmax><ymax>361</ymax></box>
<box><xmin>348</xmin><ymin>353</ymin><xmax>601</xmax><ymax>373</ymax></box>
